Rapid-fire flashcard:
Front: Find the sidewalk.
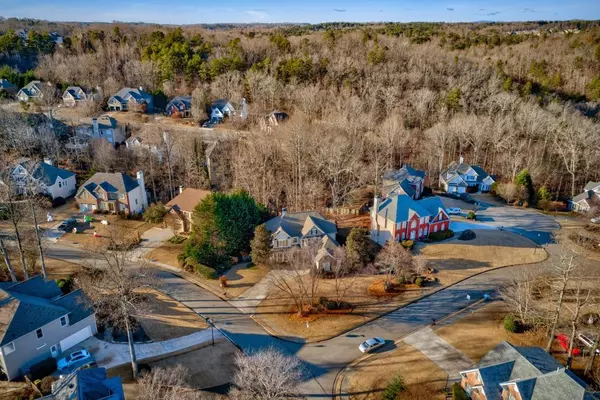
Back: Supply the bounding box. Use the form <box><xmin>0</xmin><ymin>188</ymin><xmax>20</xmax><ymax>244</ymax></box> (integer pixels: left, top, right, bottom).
<box><xmin>80</xmin><ymin>329</ymin><xmax>223</xmax><ymax>370</ymax></box>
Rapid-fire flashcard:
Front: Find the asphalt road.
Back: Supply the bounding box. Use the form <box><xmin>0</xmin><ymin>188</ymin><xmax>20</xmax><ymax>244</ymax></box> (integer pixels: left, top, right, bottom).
<box><xmin>44</xmin><ymin>203</ymin><xmax>567</xmax><ymax>398</ymax></box>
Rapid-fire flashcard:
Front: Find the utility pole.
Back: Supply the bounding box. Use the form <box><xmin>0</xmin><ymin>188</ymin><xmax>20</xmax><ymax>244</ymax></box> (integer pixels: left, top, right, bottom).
<box><xmin>28</xmin><ymin>194</ymin><xmax>47</xmax><ymax>280</ymax></box>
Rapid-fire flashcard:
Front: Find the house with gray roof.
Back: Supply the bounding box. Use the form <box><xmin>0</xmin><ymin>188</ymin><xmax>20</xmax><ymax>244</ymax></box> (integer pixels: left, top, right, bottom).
<box><xmin>0</xmin><ymin>158</ymin><xmax>76</xmax><ymax>201</ymax></box>
<box><xmin>61</xmin><ymin>86</ymin><xmax>88</xmax><ymax>107</ymax></box>
<box><xmin>166</xmin><ymin>95</ymin><xmax>192</xmax><ymax>118</ymax></box>
<box><xmin>570</xmin><ymin>181</ymin><xmax>600</xmax><ymax>213</ymax></box>
<box><xmin>74</xmin><ymin>115</ymin><xmax>124</xmax><ymax>146</ymax></box>
<box><xmin>17</xmin><ymin>80</ymin><xmax>45</xmax><ymax>102</ymax></box>
<box><xmin>264</xmin><ymin>210</ymin><xmax>340</xmax><ymax>270</ymax></box>
<box><xmin>43</xmin><ymin>367</ymin><xmax>124</xmax><ymax>400</ymax></box>
<box><xmin>210</xmin><ymin>99</ymin><xmax>236</xmax><ymax>121</ymax></box>
<box><xmin>382</xmin><ymin>165</ymin><xmax>427</xmax><ymax>200</ymax></box>
<box><xmin>0</xmin><ymin>276</ymin><xmax>97</xmax><ymax>381</ymax></box>
<box><xmin>440</xmin><ymin>157</ymin><xmax>495</xmax><ymax>194</ymax></box>
<box><xmin>107</xmin><ymin>87</ymin><xmax>153</xmax><ymax>112</ymax></box>
<box><xmin>75</xmin><ymin>171</ymin><xmax>148</xmax><ymax>214</ymax></box>
<box><xmin>370</xmin><ymin>193</ymin><xmax>449</xmax><ymax>246</ymax></box>
<box><xmin>0</xmin><ymin>79</ymin><xmax>18</xmax><ymax>96</ymax></box>
<box><xmin>460</xmin><ymin>341</ymin><xmax>596</xmax><ymax>400</ymax></box>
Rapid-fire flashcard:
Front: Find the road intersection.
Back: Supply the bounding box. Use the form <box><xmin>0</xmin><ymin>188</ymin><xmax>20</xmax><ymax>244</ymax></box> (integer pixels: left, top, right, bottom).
<box><xmin>41</xmin><ymin>200</ymin><xmax>566</xmax><ymax>398</ymax></box>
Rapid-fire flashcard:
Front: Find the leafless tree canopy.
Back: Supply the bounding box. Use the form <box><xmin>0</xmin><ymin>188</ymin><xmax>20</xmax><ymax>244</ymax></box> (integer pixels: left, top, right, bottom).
<box><xmin>138</xmin><ymin>365</ymin><xmax>208</xmax><ymax>400</ymax></box>
<box><xmin>229</xmin><ymin>347</ymin><xmax>304</xmax><ymax>400</ymax></box>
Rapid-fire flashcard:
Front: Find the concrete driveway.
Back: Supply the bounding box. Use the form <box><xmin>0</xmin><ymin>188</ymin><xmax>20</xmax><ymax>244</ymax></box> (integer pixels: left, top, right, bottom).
<box><xmin>403</xmin><ymin>327</ymin><xmax>473</xmax><ymax>378</ymax></box>
<box><xmin>441</xmin><ymin>194</ymin><xmax>559</xmax><ymax>244</ymax></box>
<box><xmin>133</xmin><ymin>227</ymin><xmax>174</xmax><ymax>259</ymax></box>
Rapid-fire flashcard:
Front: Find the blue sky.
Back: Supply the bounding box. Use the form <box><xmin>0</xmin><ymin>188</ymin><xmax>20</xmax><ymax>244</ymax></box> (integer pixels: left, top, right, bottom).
<box><xmin>2</xmin><ymin>0</ymin><xmax>599</xmax><ymax>24</ymax></box>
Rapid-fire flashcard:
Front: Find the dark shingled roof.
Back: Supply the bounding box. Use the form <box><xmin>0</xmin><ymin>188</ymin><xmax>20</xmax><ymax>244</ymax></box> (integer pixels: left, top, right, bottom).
<box><xmin>78</xmin><ymin>172</ymin><xmax>139</xmax><ymax>198</ymax></box>
<box><xmin>265</xmin><ymin>211</ymin><xmax>337</xmax><ymax>238</ymax></box>
<box><xmin>0</xmin><ymin>276</ymin><xmax>94</xmax><ymax>346</ymax></box>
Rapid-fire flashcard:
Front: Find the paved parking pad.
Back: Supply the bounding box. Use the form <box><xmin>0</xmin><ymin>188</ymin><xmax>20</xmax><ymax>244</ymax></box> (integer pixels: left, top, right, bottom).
<box><xmin>403</xmin><ymin>327</ymin><xmax>473</xmax><ymax>378</ymax></box>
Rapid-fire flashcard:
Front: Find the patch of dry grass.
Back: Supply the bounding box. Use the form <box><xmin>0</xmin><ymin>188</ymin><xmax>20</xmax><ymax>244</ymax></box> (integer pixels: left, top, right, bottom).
<box><xmin>419</xmin><ymin>230</ymin><xmax>547</xmax><ymax>284</ymax></box>
<box><xmin>136</xmin><ymin>289</ymin><xmax>208</xmax><ymax>341</ymax></box>
<box><xmin>145</xmin><ymin>241</ymin><xmax>185</xmax><ymax>266</ymax></box>
<box><xmin>254</xmin><ymin>276</ymin><xmax>428</xmax><ymax>342</ymax></box>
<box><xmin>59</xmin><ymin>215</ymin><xmax>154</xmax><ymax>249</ymax></box>
<box><xmin>346</xmin><ymin>343</ymin><xmax>447</xmax><ymax>400</ymax></box>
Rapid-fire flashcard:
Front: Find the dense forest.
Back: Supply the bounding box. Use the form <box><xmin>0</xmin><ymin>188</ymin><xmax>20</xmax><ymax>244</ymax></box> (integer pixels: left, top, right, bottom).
<box><xmin>1</xmin><ymin>19</ymin><xmax>600</xmax><ymax>211</ymax></box>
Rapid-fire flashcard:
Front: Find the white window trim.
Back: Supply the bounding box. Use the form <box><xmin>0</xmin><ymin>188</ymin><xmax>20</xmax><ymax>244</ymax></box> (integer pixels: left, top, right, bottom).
<box><xmin>36</xmin><ymin>343</ymin><xmax>46</xmax><ymax>350</ymax></box>
<box><xmin>3</xmin><ymin>342</ymin><xmax>15</xmax><ymax>355</ymax></box>
<box><xmin>36</xmin><ymin>328</ymin><xmax>44</xmax><ymax>339</ymax></box>
<box><xmin>60</xmin><ymin>316</ymin><xmax>68</xmax><ymax>326</ymax></box>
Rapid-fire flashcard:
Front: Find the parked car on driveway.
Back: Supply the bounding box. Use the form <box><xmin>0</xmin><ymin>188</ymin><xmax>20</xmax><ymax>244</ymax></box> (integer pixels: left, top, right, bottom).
<box><xmin>577</xmin><ymin>333</ymin><xmax>600</xmax><ymax>354</ymax></box>
<box><xmin>57</xmin><ymin>349</ymin><xmax>93</xmax><ymax>371</ymax></box>
<box><xmin>591</xmin><ymin>217</ymin><xmax>600</xmax><ymax>224</ymax></box>
<box><xmin>359</xmin><ymin>337</ymin><xmax>386</xmax><ymax>353</ymax></box>
<box><xmin>57</xmin><ymin>218</ymin><xmax>77</xmax><ymax>232</ymax></box>
<box><xmin>446</xmin><ymin>207</ymin><xmax>461</xmax><ymax>215</ymax></box>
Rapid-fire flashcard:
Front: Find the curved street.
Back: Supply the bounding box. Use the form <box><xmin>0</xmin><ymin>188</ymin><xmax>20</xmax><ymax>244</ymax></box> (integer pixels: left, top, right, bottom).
<box><xmin>46</xmin><ymin>202</ymin><xmax>582</xmax><ymax>398</ymax></box>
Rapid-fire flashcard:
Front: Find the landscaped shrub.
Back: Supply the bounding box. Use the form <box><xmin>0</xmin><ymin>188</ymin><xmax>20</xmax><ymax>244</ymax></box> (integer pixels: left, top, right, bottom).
<box><xmin>383</xmin><ymin>374</ymin><xmax>406</xmax><ymax>400</ymax></box>
<box><xmin>452</xmin><ymin>382</ymin><xmax>469</xmax><ymax>400</ymax></box>
<box><xmin>397</xmin><ymin>275</ymin><xmax>406</xmax><ymax>284</ymax></box>
<box><xmin>27</xmin><ymin>357</ymin><xmax>57</xmax><ymax>381</ymax></box>
<box><xmin>169</xmin><ymin>235</ymin><xmax>186</xmax><ymax>244</ymax></box>
<box><xmin>415</xmin><ymin>277</ymin><xmax>424</xmax><ymax>287</ymax></box>
<box><xmin>466</xmin><ymin>211</ymin><xmax>477</xmax><ymax>220</ymax></box>
<box><xmin>401</xmin><ymin>240</ymin><xmax>414</xmax><ymax>250</ymax></box>
<box><xmin>40</xmin><ymin>376</ymin><xmax>58</xmax><ymax>395</ymax></box>
<box><xmin>177</xmin><ymin>253</ymin><xmax>186</xmax><ymax>268</ymax></box>
<box><xmin>56</xmin><ymin>276</ymin><xmax>74</xmax><ymax>295</ymax></box>
<box><xmin>194</xmin><ymin>263</ymin><xmax>218</xmax><ymax>279</ymax></box>
<box><xmin>503</xmin><ymin>314</ymin><xmax>519</xmax><ymax>333</ymax></box>
<box><xmin>428</xmin><ymin>230</ymin><xmax>454</xmax><ymax>241</ymax></box>
<box><xmin>51</xmin><ymin>196</ymin><xmax>66</xmax><ymax>208</ymax></box>
<box><xmin>319</xmin><ymin>297</ymin><xmax>352</xmax><ymax>311</ymax></box>
<box><xmin>143</xmin><ymin>203</ymin><xmax>168</xmax><ymax>223</ymax></box>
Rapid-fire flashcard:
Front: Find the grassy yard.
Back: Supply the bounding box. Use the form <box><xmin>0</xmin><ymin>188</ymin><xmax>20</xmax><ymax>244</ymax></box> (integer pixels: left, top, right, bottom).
<box><xmin>58</xmin><ymin>214</ymin><xmax>155</xmax><ymax>249</ymax></box>
<box><xmin>254</xmin><ymin>275</ymin><xmax>430</xmax><ymax>342</ymax></box>
<box><xmin>135</xmin><ymin>289</ymin><xmax>208</xmax><ymax>341</ymax></box>
<box><xmin>146</xmin><ymin>242</ymin><xmax>270</xmax><ymax>298</ymax></box>
<box><xmin>346</xmin><ymin>343</ymin><xmax>447</xmax><ymax>400</ymax></box>
<box><xmin>254</xmin><ymin>230</ymin><xmax>546</xmax><ymax>342</ymax></box>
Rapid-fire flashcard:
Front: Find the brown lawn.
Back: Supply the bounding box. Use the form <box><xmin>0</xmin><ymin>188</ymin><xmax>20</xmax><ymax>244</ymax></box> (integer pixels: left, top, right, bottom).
<box><xmin>0</xmin><ymin>382</ymin><xmax>33</xmax><ymax>400</ymax></box>
<box><xmin>58</xmin><ymin>214</ymin><xmax>155</xmax><ymax>249</ymax></box>
<box><xmin>145</xmin><ymin>240</ymin><xmax>185</xmax><ymax>266</ymax></box>
<box><xmin>146</xmin><ymin>242</ymin><xmax>270</xmax><ymax>298</ymax></box>
<box><xmin>135</xmin><ymin>289</ymin><xmax>208</xmax><ymax>341</ymax></box>
<box><xmin>346</xmin><ymin>343</ymin><xmax>447</xmax><ymax>400</ymax></box>
<box><xmin>45</xmin><ymin>257</ymin><xmax>81</xmax><ymax>280</ymax></box>
<box><xmin>419</xmin><ymin>230</ymin><xmax>547</xmax><ymax>284</ymax></box>
<box><xmin>254</xmin><ymin>275</ymin><xmax>430</xmax><ymax>342</ymax></box>
<box><xmin>254</xmin><ymin>230</ymin><xmax>547</xmax><ymax>342</ymax></box>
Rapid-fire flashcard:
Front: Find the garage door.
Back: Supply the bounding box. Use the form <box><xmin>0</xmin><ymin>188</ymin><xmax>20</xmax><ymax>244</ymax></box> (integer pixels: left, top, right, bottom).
<box><xmin>59</xmin><ymin>326</ymin><xmax>92</xmax><ymax>352</ymax></box>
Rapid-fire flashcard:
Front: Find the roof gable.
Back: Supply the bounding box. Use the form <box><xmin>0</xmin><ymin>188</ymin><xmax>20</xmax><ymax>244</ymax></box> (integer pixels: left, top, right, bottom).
<box><xmin>166</xmin><ymin>188</ymin><xmax>211</xmax><ymax>213</ymax></box>
<box><xmin>376</xmin><ymin>193</ymin><xmax>431</xmax><ymax>223</ymax></box>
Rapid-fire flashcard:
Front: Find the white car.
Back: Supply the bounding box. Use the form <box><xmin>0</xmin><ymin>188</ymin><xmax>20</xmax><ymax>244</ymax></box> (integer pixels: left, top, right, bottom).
<box><xmin>57</xmin><ymin>349</ymin><xmax>93</xmax><ymax>371</ymax></box>
<box><xmin>359</xmin><ymin>337</ymin><xmax>386</xmax><ymax>353</ymax></box>
<box><xmin>591</xmin><ymin>217</ymin><xmax>600</xmax><ymax>224</ymax></box>
<box><xmin>446</xmin><ymin>207</ymin><xmax>462</xmax><ymax>215</ymax></box>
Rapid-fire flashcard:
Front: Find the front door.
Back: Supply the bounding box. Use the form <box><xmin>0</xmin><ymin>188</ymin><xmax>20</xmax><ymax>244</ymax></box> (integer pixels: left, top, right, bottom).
<box><xmin>51</xmin><ymin>344</ymin><xmax>59</xmax><ymax>357</ymax></box>
<box><xmin>108</xmin><ymin>203</ymin><xmax>115</xmax><ymax>212</ymax></box>
<box><xmin>410</xmin><ymin>231</ymin><xmax>416</xmax><ymax>240</ymax></box>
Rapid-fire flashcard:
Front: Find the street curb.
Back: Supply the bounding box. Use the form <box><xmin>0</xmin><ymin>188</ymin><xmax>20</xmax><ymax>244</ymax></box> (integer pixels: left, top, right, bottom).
<box><xmin>146</xmin><ymin>241</ymin><xmax>548</xmax><ymax>346</ymax></box>
<box><xmin>331</xmin><ymin>298</ymin><xmax>488</xmax><ymax>399</ymax></box>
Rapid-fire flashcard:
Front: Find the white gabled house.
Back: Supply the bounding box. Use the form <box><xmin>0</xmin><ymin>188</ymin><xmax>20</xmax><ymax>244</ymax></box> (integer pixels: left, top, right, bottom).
<box><xmin>440</xmin><ymin>157</ymin><xmax>495</xmax><ymax>194</ymax></box>
<box><xmin>264</xmin><ymin>210</ymin><xmax>341</xmax><ymax>271</ymax></box>
<box><xmin>381</xmin><ymin>165</ymin><xmax>427</xmax><ymax>200</ymax></box>
<box><xmin>107</xmin><ymin>87</ymin><xmax>153</xmax><ymax>112</ymax></box>
<box><xmin>0</xmin><ymin>158</ymin><xmax>76</xmax><ymax>201</ymax></box>
<box><xmin>210</xmin><ymin>99</ymin><xmax>236</xmax><ymax>121</ymax></box>
<box><xmin>17</xmin><ymin>80</ymin><xmax>44</xmax><ymax>102</ymax></box>
<box><xmin>75</xmin><ymin>115</ymin><xmax>125</xmax><ymax>146</ymax></box>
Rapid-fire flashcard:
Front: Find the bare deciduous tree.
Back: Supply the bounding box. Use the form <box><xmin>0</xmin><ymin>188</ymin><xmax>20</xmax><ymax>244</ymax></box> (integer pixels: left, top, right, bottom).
<box><xmin>138</xmin><ymin>365</ymin><xmax>206</xmax><ymax>400</ymax></box>
<box><xmin>229</xmin><ymin>347</ymin><xmax>303</xmax><ymax>400</ymax></box>
<box><xmin>77</xmin><ymin>222</ymin><xmax>157</xmax><ymax>378</ymax></box>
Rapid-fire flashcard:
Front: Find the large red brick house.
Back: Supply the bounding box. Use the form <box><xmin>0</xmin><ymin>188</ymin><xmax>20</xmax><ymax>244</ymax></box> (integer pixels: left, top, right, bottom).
<box><xmin>370</xmin><ymin>193</ymin><xmax>450</xmax><ymax>246</ymax></box>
